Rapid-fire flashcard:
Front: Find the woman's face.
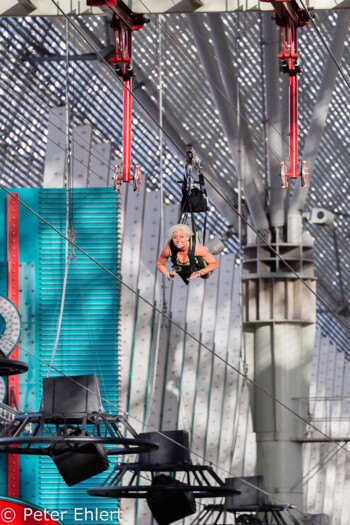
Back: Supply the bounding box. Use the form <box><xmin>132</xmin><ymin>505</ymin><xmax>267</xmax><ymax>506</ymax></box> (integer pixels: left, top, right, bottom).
<box><xmin>172</xmin><ymin>230</ymin><xmax>189</xmax><ymax>249</ymax></box>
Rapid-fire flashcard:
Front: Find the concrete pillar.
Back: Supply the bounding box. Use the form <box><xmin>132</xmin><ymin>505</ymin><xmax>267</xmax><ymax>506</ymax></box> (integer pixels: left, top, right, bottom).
<box><xmin>243</xmin><ymin>229</ymin><xmax>316</xmax><ymax>509</ymax></box>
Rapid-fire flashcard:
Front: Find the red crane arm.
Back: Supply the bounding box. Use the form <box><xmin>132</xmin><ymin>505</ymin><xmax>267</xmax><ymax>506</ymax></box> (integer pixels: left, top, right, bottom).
<box><xmin>262</xmin><ymin>0</ymin><xmax>310</xmax><ymax>187</ymax></box>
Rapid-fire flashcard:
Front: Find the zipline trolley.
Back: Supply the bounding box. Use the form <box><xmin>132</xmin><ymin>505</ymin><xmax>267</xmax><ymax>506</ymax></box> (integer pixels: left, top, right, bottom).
<box><xmin>178</xmin><ymin>145</ymin><xmax>209</xmax><ymax>245</ymax></box>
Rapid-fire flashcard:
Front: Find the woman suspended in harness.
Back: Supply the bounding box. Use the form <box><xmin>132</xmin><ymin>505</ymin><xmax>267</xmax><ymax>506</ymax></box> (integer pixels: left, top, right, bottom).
<box><xmin>157</xmin><ymin>224</ymin><xmax>218</xmax><ymax>285</ymax></box>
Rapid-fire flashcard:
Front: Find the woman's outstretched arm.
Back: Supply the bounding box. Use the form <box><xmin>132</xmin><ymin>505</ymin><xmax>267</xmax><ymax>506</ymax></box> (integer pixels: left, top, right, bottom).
<box><xmin>157</xmin><ymin>244</ymin><xmax>176</xmax><ymax>280</ymax></box>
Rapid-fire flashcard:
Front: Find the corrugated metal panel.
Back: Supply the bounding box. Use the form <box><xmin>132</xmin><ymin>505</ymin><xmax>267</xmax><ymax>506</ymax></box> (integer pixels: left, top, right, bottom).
<box><xmin>118</xmin><ymin>188</ymin><xmax>256</xmax><ymax>525</ymax></box>
<box><xmin>37</xmin><ymin>188</ymin><xmax>120</xmax><ymax>524</ymax></box>
<box><xmin>304</xmin><ymin>332</ymin><xmax>350</xmax><ymax>525</ymax></box>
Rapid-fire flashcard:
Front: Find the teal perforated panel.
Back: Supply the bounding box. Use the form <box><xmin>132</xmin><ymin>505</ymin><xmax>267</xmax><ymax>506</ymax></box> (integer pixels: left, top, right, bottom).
<box><xmin>38</xmin><ymin>189</ymin><xmax>119</xmax><ymax>525</ymax></box>
<box><xmin>36</xmin><ymin>189</ymin><xmax>120</xmax><ymax>523</ymax></box>
<box><xmin>0</xmin><ymin>188</ymin><xmax>120</xmax><ymax>521</ymax></box>
<box><xmin>38</xmin><ymin>189</ymin><xmax>119</xmax><ymax>395</ymax></box>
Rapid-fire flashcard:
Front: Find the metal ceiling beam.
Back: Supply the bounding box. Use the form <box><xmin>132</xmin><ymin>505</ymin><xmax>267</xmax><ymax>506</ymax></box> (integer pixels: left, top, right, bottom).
<box><xmin>262</xmin><ymin>13</ymin><xmax>286</xmax><ymax>228</ymax></box>
<box><xmin>74</xmin><ymin>14</ymin><xmax>114</xmax><ymax>53</ymax></box>
<box><xmin>206</xmin><ymin>13</ymin><xmax>266</xmax><ymax>201</ymax></box>
<box><xmin>189</xmin><ymin>13</ymin><xmax>270</xmax><ymax>234</ymax></box>
<box><xmin>0</xmin><ymin>0</ymin><xmax>101</xmax><ymax>16</ymax></box>
<box><xmin>131</xmin><ymin>0</ymin><xmax>350</xmax><ymax>12</ymax></box>
<box><xmin>288</xmin><ymin>13</ymin><xmax>348</xmax><ymax>216</ymax></box>
<box><xmin>1</xmin><ymin>0</ymin><xmax>349</xmax><ymax>17</ymax></box>
<box><xmin>29</xmin><ymin>52</ymin><xmax>110</xmax><ymax>62</ymax></box>
<box><xmin>28</xmin><ymin>17</ymin><xmax>111</xmax><ymax>62</ymax></box>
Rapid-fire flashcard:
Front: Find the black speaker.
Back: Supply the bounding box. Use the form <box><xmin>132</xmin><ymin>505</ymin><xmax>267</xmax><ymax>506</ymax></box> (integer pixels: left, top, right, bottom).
<box><xmin>139</xmin><ymin>430</ymin><xmax>190</xmax><ymax>467</ymax></box>
<box><xmin>146</xmin><ymin>474</ymin><xmax>196</xmax><ymax>525</ymax></box>
<box><xmin>43</xmin><ymin>375</ymin><xmax>102</xmax><ymax>414</ymax></box>
<box><xmin>224</xmin><ymin>476</ymin><xmax>269</xmax><ymax>510</ymax></box>
<box><xmin>50</xmin><ymin>440</ymin><xmax>109</xmax><ymax>486</ymax></box>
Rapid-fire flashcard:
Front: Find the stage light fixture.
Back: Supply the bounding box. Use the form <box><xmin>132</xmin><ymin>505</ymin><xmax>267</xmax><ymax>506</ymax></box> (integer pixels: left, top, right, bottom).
<box><xmin>0</xmin><ymin>375</ymin><xmax>158</xmax><ymax>486</ymax></box>
<box><xmin>88</xmin><ymin>429</ymin><xmax>240</xmax><ymax>524</ymax></box>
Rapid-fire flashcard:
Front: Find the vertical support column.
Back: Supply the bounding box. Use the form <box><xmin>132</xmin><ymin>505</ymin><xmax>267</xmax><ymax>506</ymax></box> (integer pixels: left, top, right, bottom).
<box><xmin>243</xmin><ymin>239</ymin><xmax>316</xmax><ymax>510</ymax></box>
<box><xmin>289</xmin><ymin>27</ymin><xmax>298</xmax><ymax>179</ymax></box>
<box><xmin>111</xmin><ymin>20</ymin><xmax>135</xmax><ymax>184</ymax></box>
<box><xmin>123</xmin><ymin>75</ymin><xmax>132</xmax><ymax>182</ymax></box>
<box><xmin>7</xmin><ymin>193</ymin><xmax>20</xmax><ymax>498</ymax></box>
<box><xmin>289</xmin><ymin>67</ymin><xmax>298</xmax><ymax>178</ymax></box>
<box><xmin>262</xmin><ymin>13</ymin><xmax>285</xmax><ymax>228</ymax></box>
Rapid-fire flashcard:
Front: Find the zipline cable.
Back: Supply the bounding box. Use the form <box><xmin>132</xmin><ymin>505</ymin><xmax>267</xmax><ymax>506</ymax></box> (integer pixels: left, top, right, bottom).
<box><xmin>0</xmin><ymin>326</ymin><xmax>341</xmax><ymax>518</ymax></box>
<box><xmin>298</xmin><ymin>0</ymin><xmax>350</xmax><ymax>91</ymax></box>
<box><xmin>0</xmin><ymin>5</ymin><xmax>346</xmax><ymax>516</ymax></box>
<box><xmin>0</xmin><ymin>185</ymin><xmax>349</xmax><ymax>456</ymax></box>
<box><xmin>2</xmin><ymin>4</ymin><xmax>350</xmax><ymax>461</ymax></box>
<box><xmin>0</xmin><ymin>183</ymin><xmax>345</xmax><ymax>517</ymax></box>
<box><xmin>48</xmin><ymin>0</ymin><xmax>286</xmax><ymax>168</ymax></box>
<box><xmin>3</xmin><ymin>3</ymin><xmax>349</xmax><ymax>509</ymax></box>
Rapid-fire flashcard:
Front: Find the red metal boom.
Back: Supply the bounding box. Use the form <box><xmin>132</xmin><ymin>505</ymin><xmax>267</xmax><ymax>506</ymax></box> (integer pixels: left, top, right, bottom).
<box><xmin>263</xmin><ymin>0</ymin><xmax>310</xmax><ymax>187</ymax></box>
<box><xmin>87</xmin><ymin>0</ymin><xmax>146</xmax><ymax>190</ymax></box>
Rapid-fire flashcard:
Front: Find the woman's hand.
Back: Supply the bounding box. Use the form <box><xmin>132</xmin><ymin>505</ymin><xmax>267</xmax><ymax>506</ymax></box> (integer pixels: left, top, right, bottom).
<box><xmin>189</xmin><ymin>270</ymin><xmax>202</xmax><ymax>280</ymax></box>
<box><xmin>166</xmin><ymin>271</ymin><xmax>176</xmax><ymax>281</ymax></box>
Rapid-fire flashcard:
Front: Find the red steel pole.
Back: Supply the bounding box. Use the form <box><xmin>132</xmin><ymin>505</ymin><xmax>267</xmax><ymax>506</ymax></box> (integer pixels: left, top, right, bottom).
<box><xmin>123</xmin><ymin>71</ymin><xmax>132</xmax><ymax>182</ymax></box>
<box><xmin>289</xmin><ymin>26</ymin><xmax>298</xmax><ymax>178</ymax></box>
<box><xmin>289</xmin><ymin>68</ymin><xmax>298</xmax><ymax>178</ymax></box>
<box><xmin>7</xmin><ymin>193</ymin><xmax>20</xmax><ymax>499</ymax></box>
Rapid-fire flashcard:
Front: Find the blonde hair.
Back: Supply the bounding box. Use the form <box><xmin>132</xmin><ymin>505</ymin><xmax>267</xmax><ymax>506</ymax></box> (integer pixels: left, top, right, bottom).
<box><xmin>167</xmin><ymin>223</ymin><xmax>193</xmax><ymax>242</ymax></box>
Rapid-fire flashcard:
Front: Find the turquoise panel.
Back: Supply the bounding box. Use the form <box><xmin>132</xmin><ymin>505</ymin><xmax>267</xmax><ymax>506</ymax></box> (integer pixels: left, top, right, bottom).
<box><xmin>0</xmin><ymin>188</ymin><xmax>120</xmax><ymax>523</ymax></box>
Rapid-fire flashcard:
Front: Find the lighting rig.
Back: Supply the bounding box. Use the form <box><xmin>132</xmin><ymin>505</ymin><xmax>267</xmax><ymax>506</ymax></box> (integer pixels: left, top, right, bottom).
<box><xmin>191</xmin><ymin>476</ymin><xmax>302</xmax><ymax>524</ymax></box>
<box><xmin>88</xmin><ymin>430</ymin><xmax>241</xmax><ymax>525</ymax></box>
<box><xmin>0</xmin><ymin>375</ymin><xmax>158</xmax><ymax>486</ymax></box>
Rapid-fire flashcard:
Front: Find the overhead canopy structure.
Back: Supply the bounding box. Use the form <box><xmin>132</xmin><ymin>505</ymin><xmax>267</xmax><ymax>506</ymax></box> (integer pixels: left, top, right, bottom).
<box><xmin>0</xmin><ymin>3</ymin><xmax>349</xmax><ymax>347</ymax></box>
<box><xmin>1</xmin><ymin>0</ymin><xmax>350</xmax><ymax>17</ymax></box>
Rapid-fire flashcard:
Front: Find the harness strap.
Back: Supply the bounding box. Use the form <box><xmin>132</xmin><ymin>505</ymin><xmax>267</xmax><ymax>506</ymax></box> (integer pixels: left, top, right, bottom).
<box><xmin>188</xmin><ymin>235</ymin><xmax>197</xmax><ymax>274</ymax></box>
<box><xmin>169</xmin><ymin>239</ymin><xmax>178</xmax><ymax>268</ymax></box>
<box><xmin>178</xmin><ymin>273</ymin><xmax>190</xmax><ymax>286</ymax></box>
